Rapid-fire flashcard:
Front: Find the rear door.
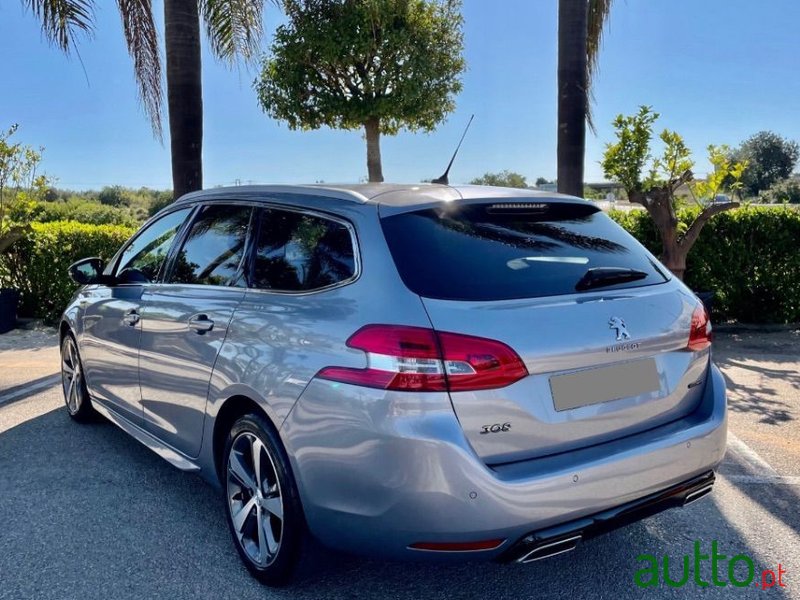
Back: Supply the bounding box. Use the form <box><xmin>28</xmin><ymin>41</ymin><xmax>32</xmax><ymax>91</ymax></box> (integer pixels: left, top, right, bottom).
<box><xmin>381</xmin><ymin>200</ymin><xmax>709</xmax><ymax>464</ymax></box>
<box><xmin>138</xmin><ymin>203</ymin><xmax>252</xmax><ymax>457</ymax></box>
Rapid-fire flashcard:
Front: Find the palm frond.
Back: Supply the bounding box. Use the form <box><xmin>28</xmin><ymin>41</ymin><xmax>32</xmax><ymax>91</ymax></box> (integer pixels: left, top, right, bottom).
<box><xmin>23</xmin><ymin>0</ymin><xmax>96</xmax><ymax>52</ymax></box>
<box><xmin>201</xmin><ymin>0</ymin><xmax>270</xmax><ymax>63</ymax></box>
<box><xmin>116</xmin><ymin>0</ymin><xmax>163</xmax><ymax>139</ymax></box>
<box><xmin>586</xmin><ymin>0</ymin><xmax>612</xmax><ymax>132</ymax></box>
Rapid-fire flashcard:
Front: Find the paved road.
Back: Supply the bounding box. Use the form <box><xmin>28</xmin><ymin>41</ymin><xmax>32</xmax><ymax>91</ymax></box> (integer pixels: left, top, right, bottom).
<box><xmin>0</xmin><ymin>329</ymin><xmax>798</xmax><ymax>599</ymax></box>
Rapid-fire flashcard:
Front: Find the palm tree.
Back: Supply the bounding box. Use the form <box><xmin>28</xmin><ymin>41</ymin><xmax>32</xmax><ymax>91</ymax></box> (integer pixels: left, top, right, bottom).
<box><xmin>22</xmin><ymin>0</ymin><xmax>268</xmax><ymax>199</ymax></box>
<box><xmin>557</xmin><ymin>0</ymin><xmax>612</xmax><ymax>197</ymax></box>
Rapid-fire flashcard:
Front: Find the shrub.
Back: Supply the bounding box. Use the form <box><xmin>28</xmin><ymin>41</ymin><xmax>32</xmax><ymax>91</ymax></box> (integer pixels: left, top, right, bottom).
<box><xmin>21</xmin><ymin>199</ymin><xmax>139</xmax><ymax>227</ymax></box>
<box><xmin>611</xmin><ymin>206</ymin><xmax>800</xmax><ymax>323</ymax></box>
<box><xmin>0</xmin><ymin>221</ymin><xmax>134</xmax><ymax>323</ymax></box>
<box><xmin>758</xmin><ymin>178</ymin><xmax>800</xmax><ymax>204</ymax></box>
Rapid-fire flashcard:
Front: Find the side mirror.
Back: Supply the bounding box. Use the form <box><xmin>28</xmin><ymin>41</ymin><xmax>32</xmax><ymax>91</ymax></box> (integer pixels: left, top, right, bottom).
<box><xmin>68</xmin><ymin>257</ymin><xmax>106</xmax><ymax>285</ymax></box>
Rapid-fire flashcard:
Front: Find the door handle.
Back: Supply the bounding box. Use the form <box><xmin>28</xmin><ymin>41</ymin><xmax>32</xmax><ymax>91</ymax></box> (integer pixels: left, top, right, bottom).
<box><xmin>188</xmin><ymin>315</ymin><xmax>215</xmax><ymax>334</ymax></box>
<box><xmin>123</xmin><ymin>310</ymin><xmax>140</xmax><ymax>326</ymax></box>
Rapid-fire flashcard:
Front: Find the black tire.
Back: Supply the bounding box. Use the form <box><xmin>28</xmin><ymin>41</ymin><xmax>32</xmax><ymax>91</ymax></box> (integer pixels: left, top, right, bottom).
<box><xmin>60</xmin><ymin>333</ymin><xmax>96</xmax><ymax>422</ymax></box>
<box><xmin>222</xmin><ymin>412</ymin><xmax>305</xmax><ymax>586</ymax></box>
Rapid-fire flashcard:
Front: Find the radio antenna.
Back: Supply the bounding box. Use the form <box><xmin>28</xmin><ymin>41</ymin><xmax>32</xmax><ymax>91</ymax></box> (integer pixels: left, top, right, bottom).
<box><xmin>431</xmin><ymin>114</ymin><xmax>474</xmax><ymax>185</ymax></box>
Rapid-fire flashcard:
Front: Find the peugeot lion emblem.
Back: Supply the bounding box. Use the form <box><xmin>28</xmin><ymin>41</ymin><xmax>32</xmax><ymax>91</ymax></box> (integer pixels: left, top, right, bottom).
<box><xmin>609</xmin><ymin>316</ymin><xmax>630</xmax><ymax>341</ymax></box>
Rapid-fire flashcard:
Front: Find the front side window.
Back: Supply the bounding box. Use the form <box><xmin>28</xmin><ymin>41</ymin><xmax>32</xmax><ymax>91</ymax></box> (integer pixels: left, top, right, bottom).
<box><xmin>251</xmin><ymin>208</ymin><xmax>356</xmax><ymax>292</ymax></box>
<box><xmin>169</xmin><ymin>204</ymin><xmax>253</xmax><ymax>286</ymax></box>
<box><xmin>115</xmin><ymin>208</ymin><xmax>191</xmax><ymax>283</ymax></box>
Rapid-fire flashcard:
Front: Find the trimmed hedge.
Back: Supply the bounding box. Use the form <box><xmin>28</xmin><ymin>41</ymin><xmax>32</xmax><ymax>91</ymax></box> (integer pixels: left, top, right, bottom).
<box><xmin>1</xmin><ymin>208</ymin><xmax>798</xmax><ymax>325</ymax></box>
<box><xmin>0</xmin><ymin>221</ymin><xmax>134</xmax><ymax>324</ymax></box>
<box><xmin>610</xmin><ymin>206</ymin><xmax>800</xmax><ymax>323</ymax></box>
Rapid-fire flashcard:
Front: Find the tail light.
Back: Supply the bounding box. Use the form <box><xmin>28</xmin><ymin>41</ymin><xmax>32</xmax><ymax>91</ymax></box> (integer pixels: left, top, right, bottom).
<box><xmin>317</xmin><ymin>325</ymin><xmax>528</xmax><ymax>392</ymax></box>
<box><xmin>687</xmin><ymin>304</ymin><xmax>712</xmax><ymax>351</ymax></box>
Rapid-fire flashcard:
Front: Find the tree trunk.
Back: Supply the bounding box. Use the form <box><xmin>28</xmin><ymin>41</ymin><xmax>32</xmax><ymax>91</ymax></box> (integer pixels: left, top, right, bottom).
<box><xmin>556</xmin><ymin>0</ymin><xmax>588</xmax><ymax>198</ymax></box>
<box><xmin>659</xmin><ymin>238</ymin><xmax>688</xmax><ymax>281</ymax></box>
<box><xmin>364</xmin><ymin>117</ymin><xmax>384</xmax><ymax>183</ymax></box>
<box><xmin>629</xmin><ymin>186</ymin><xmax>739</xmax><ymax>281</ymax></box>
<box><xmin>164</xmin><ymin>0</ymin><xmax>203</xmax><ymax>199</ymax></box>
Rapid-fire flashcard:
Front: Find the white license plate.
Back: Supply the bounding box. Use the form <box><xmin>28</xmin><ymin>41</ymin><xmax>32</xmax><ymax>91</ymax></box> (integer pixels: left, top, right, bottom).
<box><xmin>550</xmin><ymin>358</ymin><xmax>660</xmax><ymax>412</ymax></box>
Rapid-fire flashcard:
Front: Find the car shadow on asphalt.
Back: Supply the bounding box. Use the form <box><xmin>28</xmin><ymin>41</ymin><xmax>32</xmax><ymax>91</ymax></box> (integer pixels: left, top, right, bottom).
<box><xmin>0</xmin><ymin>405</ymin><xmax>793</xmax><ymax>600</ymax></box>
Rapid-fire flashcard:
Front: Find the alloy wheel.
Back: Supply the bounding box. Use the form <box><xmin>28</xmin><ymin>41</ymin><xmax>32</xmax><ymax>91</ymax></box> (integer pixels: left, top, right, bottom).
<box><xmin>61</xmin><ymin>337</ymin><xmax>83</xmax><ymax>415</ymax></box>
<box><xmin>226</xmin><ymin>431</ymin><xmax>285</xmax><ymax>567</ymax></box>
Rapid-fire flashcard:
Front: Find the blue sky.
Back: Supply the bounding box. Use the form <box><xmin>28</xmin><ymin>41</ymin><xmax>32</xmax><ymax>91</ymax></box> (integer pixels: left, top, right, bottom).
<box><xmin>1</xmin><ymin>0</ymin><xmax>799</xmax><ymax>190</ymax></box>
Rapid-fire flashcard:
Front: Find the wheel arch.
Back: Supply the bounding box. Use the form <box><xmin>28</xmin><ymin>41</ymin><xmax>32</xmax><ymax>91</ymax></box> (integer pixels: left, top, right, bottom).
<box><xmin>59</xmin><ymin>319</ymin><xmax>72</xmax><ymax>344</ymax></box>
<box><xmin>212</xmin><ymin>394</ymin><xmax>282</xmax><ymax>483</ymax></box>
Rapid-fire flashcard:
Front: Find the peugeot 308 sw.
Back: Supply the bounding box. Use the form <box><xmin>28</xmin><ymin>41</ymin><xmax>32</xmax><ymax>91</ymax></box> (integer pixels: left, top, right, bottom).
<box><xmin>61</xmin><ymin>184</ymin><xmax>727</xmax><ymax>585</ymax></box>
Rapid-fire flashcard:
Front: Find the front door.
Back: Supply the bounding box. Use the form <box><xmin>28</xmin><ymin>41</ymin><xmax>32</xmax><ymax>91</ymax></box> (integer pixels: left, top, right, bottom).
<box><xmin>80</xmin><ymin>208</ymin><xmax>192</xmax><ymax>424</ymax></box>
<box><xmin>138</xmin><ymin>204</ymin><xmax>252</xmax><ymax>457</ymax></box>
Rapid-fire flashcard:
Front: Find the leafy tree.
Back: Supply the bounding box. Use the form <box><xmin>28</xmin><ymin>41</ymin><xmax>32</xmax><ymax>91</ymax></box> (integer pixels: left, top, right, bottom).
<box><xmin>535</xmin><ymin>177</ymin><xmax>552</xmax><ymax>186</ymax></box>
<box><xmin>470</xmin><ymin>171</ymin><xmax>528</xmax><ymax>189</ymax></box>
<box><xmin>758</xmin><ymin>178</ymin><xmax>800</xmax><ymax>204</ymax></box>
<box><xmin>98</xmin><ymin>185</ymin><xmax>128</xmax><ymax>207</ymax></box>
<box><xmin>602</xmin><ymin>106</ymin><xmax>747</xmax><ymax>280</ymax></box>
<box><xmin>557</xmin><ymin>0</ymin><xmax>613</xmax><ymax>197</ymax></box>
<box><xmin>0</xmin><ymin>124</ymin><xmax>51</xmax><ymax>256</ymax></box>
<box><xmin>21</xmin><ymin>0</ymin><xmax>270</xmax><ymax>199</ymax></box>
<box><xmin>256</xmin><ymin>0</ymin><xmax>465</xmax><ymax>182</ymax></box>
<box><xmin>731</xmin><ymin>131</ymin><xmax>800</xmax><ymax>196</ymax></box>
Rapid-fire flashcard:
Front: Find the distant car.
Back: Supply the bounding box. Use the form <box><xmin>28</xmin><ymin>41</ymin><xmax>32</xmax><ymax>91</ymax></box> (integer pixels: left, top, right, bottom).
<box><xmin>713</xmin><ymin>194</ymin><xmax>732</xmax><ymax>203</ymax></box>
<box><xmin>60</xmin><ymin>184</ymin><xmax>726</xmax><ymax>585</ymax></box>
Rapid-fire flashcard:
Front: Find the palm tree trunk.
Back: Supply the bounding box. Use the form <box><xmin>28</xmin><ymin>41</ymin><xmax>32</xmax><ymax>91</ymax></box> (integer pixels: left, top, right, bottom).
<box><xmin>364</xmin><ymin>117</ymin><xmax>384</xmax><ymax>183</ymax></box>
<box><xmin>164</xmin><ymin>0</ymin><xmax>203</xmax><ymax>199</ymax></box>
<box><xmin>557</xmin><ymin>0</ymin><xmax>588</xmax><ymax>197</ymax></box>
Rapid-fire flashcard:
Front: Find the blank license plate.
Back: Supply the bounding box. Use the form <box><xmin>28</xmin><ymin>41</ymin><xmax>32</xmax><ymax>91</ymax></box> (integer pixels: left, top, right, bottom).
<box><xmin>550</xmin><ymin>358</ymin><xmax>660</xmax><ymax>412</ymax></box>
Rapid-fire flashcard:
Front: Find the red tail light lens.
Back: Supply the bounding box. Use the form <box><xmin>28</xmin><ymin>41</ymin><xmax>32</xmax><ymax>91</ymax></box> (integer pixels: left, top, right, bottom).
<box><xmin>437</xmin><ymin>331</ymin><xmax>529</xmax><ymax>391</ymax></box>
<box><xmin>317</xmin><ymin>325</ymin><xmax>528</xmax><ymax>392</ymax></box>
<box><xmin>687</xmin><ymin>304</ymin><xmax>712</xmax><ymax>351</ymax></box>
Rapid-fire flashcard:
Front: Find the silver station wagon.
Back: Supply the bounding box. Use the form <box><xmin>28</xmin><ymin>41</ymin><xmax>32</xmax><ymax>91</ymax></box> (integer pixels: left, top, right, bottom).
<box><xmin>60</xmin><ymin>184</ymin><xmax>727</xmax><ymax>585</ymax></box>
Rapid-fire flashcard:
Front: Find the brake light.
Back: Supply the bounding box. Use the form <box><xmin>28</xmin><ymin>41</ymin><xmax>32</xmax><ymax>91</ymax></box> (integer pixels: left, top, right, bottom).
<box><xmin>687</xmin><ymin>304</ymin><xmax>712</xmax><ymax>351</ymax></box>
<box><xmin>317</xmin><ymin>325</ymin><xmax>528</xmax><ymax>392</ymax></box>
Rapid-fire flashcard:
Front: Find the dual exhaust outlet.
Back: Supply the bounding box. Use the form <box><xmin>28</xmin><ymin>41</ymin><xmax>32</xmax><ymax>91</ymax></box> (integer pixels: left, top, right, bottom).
<box><xmin>514</xmin><ymin>477</ymin><xmax>715</xmax><ymax>564</ymax></box>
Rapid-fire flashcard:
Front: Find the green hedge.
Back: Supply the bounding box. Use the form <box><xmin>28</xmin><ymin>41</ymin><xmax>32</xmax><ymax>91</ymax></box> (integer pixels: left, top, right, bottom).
<box><xmin>0</xmin><ymin>221</ymin><xmax>134</xmax><ymax>324</ymax></box>
<box><xmin>610</xmin><ymin>206</ymin><xmax>800</xmax><ymax>323</ymax></box>
<box><xmin>1</xmin><ymin>209</ymin><xmax>798</xmax><ymax>325</ymax></box>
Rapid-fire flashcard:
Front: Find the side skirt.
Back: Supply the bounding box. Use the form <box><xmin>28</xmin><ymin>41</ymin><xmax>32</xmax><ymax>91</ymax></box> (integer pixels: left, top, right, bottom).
<box><xmin>92</xmin><ymin>398</ymin><xmax>202</xmax><ymax>473</ymax></box>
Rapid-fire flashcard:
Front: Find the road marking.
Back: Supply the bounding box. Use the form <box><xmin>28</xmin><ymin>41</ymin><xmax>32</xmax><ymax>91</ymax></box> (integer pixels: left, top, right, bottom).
<box><xmin>721</xmin><ymin>431</ymin><xmax>800</xmax><ymax>484</ymax></box>
<box><xmin>724</xmin><ymin>474</ymin><xmax>800</xmax><ymax>485</ymax></box>
<box><xmin>726</xmin><ymin>431</ymin><xmax>779</xmax><ymax>476</ymax></box>
<box><xmin>0</xmin><ymin>374</ymin><xmax>60</xmax><ymax>407</ymax></box>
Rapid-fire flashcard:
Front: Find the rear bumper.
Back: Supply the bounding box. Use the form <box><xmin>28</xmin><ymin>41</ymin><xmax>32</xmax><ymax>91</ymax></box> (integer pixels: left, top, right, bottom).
<box><xmin>280</xmin><ymin>363</ymin><xmax>727</xmax><ymax>561</ymax></box>
<box><xmin>499</xmin><ymin>470</ymin><xmax>715</xmax><ymax>563</ymax></box>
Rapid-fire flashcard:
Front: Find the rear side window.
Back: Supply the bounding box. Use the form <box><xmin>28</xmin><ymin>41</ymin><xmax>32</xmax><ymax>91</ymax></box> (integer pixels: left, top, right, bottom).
<box><xmin>251</xmin><ymin>208</ymin><xmax>356</xmax><ymax>292</ymax></box>
<box><xmin>380</xmin><ymin>202</ymin><xmax>667</xmax><ymax>301</ymax></box>
<box><xmin>169</xmin><ymin>205</ymin><xmax>252</xmax><ymax>286</ymax></box>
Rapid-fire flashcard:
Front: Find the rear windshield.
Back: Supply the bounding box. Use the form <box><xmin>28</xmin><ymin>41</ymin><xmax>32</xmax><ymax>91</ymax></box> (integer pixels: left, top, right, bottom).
<box><xmin>380</xmin><ymin>202</ymin><xmax>668</xmax><ymax>301</ymax></box>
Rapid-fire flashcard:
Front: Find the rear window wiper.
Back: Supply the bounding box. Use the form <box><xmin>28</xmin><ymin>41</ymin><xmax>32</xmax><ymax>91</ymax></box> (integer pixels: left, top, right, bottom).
<box><xmin>575</xmin><ymin>267</ymin><xmax>649</xmax><ymax>292</ymax></box>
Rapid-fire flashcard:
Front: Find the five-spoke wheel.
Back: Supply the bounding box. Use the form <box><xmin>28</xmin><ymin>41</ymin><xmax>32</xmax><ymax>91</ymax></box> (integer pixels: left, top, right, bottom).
<box><xmin>60</xmin><ymin>334</ymin><xmax>94</xmax><ymax>421</ymax></box>
<box><xmin>223</xmin><ymin>413</ymin><xmax>303</xmax><ymax>586</ymax></box>
<box><xmin>227</xmin><ymin>432</ymin><xmax>285</xmax><ymax>566</ymax></box>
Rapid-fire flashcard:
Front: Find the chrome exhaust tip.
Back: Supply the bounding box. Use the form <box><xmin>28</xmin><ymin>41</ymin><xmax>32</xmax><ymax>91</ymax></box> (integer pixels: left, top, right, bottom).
<box><xmin>684</xmin><ymin>483</ymin><xmax>713</xmax><ymax>506</ymax></box>
<box><xmin>516</xmin><ymin>534</ymin><xmax>582</xmax><ymax>563</ymax></box>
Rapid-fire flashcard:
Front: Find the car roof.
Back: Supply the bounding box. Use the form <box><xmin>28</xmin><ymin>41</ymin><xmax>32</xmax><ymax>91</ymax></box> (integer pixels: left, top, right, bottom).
<box><xmin>175</xmin><ymin>183</ymin><xmax>588</xmax><ymax>210</ymax></box>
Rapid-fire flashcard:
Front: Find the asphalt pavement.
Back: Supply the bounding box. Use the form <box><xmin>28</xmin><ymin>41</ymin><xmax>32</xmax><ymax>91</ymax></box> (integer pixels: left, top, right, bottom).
<box><xmin>0</xmin><ymin>327</ymin><xmax>798</xmax><ymax>599</ymax></box>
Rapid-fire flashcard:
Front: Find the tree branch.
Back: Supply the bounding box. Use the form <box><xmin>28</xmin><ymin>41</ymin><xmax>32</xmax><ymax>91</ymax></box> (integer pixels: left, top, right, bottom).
<box><xmin>627</xmin><ymin>190</ymin><xmax>649</xmax><ymax>207</ymax></box>
<box><xmin>669</xmin><ymin>169</ymin><xmax>693</xmax><ymax>194</ymax></box>
<box><xmin>679</xmin><ymin>201</ymin><xmax>739</xmax><ymax>249</ymax></box>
